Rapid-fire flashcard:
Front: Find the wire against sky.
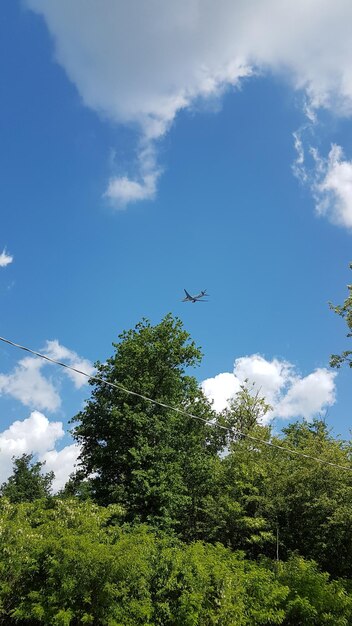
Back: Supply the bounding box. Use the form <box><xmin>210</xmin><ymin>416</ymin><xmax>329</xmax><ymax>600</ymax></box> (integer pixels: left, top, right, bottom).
<box><xmin>0</xmin><ymin>334</ymin><xmax>351</xmax><ymax>472</ymax></box>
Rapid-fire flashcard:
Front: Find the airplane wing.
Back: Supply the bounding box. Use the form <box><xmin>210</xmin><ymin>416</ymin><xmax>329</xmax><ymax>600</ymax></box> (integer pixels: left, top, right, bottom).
<box><xmin>184</xmin><ymin>289</ymin><xmax>192</xmax><ymax>298</ymax></box>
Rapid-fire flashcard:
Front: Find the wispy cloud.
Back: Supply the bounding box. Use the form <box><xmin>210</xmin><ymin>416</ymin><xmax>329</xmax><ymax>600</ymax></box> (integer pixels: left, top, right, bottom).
<box><xmin>202</xmin><ymin>354</ymin><xmax>336</xmax><ymax>422</ymax></box>
<box><xmin>0</xmin><ymin>248</ymin><xmax>13</xmax><ymax>268</ymax></box>
<box><xmin>104</xmin><ymin>141</ymin><xmax>161</xmax><ymax>208</ymax></box>
<box><xmin>312</xmin><ymin>144</ymin><xmax>352</xmax><ymax>230</ymax></box>
<box><xmin>293</xmin><ymin>135</ymin><xmax>352</xmax><ymax>231</ymax></box>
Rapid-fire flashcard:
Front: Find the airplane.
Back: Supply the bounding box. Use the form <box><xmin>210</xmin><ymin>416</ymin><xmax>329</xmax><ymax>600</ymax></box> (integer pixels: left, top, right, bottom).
<box><xmin>182</xmin><ymin>289</ymin><xmax>209</xmax><ymax>303</ymax></box>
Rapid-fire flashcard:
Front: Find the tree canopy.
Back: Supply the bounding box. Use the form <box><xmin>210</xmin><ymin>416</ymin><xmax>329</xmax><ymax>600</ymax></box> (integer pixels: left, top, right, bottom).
<box><xmin>0</xmin><ymin>453</ymin><xmax>54</xmax><ymax>503</ymax></box>
<box><xmin>330</xmin><ymin>262</ymin><xmax>352</xmax><ymax>369</ymax></box>
<box><xmin>1</xmin><ymin>313</ymin><xmax>352</xmax><ymax>623</ymax></box>
<box><xmin>72</xmin><ymin>314</ymin><xmax>220</xmax><ymax>536</ymax></box>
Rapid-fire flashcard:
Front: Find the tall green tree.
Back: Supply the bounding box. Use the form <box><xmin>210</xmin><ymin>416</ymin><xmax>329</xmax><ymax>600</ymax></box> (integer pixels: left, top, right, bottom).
<box><xmin>202</xmin><ymin>385</ymin><xmax>274</xmax><ymax>554</ymax></box>
<box><xmin>330</xmin><ymin>262</ymin><xmax>352</xmax><ymax>369</ymax></box>
<box><xmin>0</xmin><ymin>453</ymin><xmax>54</xmax><ymax>503</ymax></box>
<box><xmin>72</xmin><ymin>314</ymin><xmax>219</xmax><ymax>535</ymax></box>
<box><xmin>262</xmin><ymin>420</ymin><xmax>352</xmax><ymax>577</ymax></box>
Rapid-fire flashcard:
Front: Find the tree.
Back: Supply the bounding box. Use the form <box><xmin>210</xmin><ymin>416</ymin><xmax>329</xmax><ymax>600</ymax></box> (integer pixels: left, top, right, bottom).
<box><xmin>330</xmin><ymin>262</ymin><xmax>352</xmax><ymax>369</ymax></box>
<box><xmin>276</xmin><ymin>556</ymin><xmax>352</xmax><ymax>625</ymax></box>
<box><xmin>0</xmin><ymin>453</ymin><xmax>54</xmax><ymax>503</ymax></box>
<box><xmin>262</xmin><ymin>419</ymin><xmax>352</xmax><ymax>577</ymax></box>
<box><xmin>219</xmin><ymin>381</ymin><xmax>272</xmax><ymax>443</ymax></box>
<box><xmin>201</xmin><ymin>385</ymin><xmax>274</xmax><ymax>554</ymax></box>
<box><xmin>72</xmin><ymin>314</ymin><xmax>219</xmax><ymax>535</ymax></box>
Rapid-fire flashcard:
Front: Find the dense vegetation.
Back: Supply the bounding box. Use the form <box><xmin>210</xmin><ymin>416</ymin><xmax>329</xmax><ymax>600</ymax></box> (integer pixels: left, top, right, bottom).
<box><xmin>1</xmin><ymin>301</ymin><xmax>352</xmax><ymax>624</ymax></box>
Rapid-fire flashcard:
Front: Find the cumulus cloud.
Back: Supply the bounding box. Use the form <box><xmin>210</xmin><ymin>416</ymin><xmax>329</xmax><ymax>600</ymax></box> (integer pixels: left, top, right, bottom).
<box><xmin>0</xmin><ymin>412</ymin><xmax>81</xmax><ymax>492</ymax></box>
<box><xmin>202</xmin><ymin>372</ymin><xmax>241</xmax><ymax>413</ymax></box>
<box><xmin>202</xmin><ymin>354</ymin><xmax>336</xmax><ymax>422</ymax></box>
<box><xmin>0</xmin><ymin>411</ymin><xmax>63</xmax><ymax>483</ymax></box>
<box><xmin>26</xmin><ymin>0</ymin><xmax>352</xmax><ymax>208</ymax></box>
<box><xmin>0</xmin><ymin>340</ymin><xmax>93</xmax><ymax>410</ymax></box>
<box><xmin>0</xmin><ymin>356</ymin><xmax>61</xmax><ymax>411</ymax></box>
<box><xmin>0</xmin><ymin>248</ymin><xmax>13</xmax><ymax>267</ymax></box>
<box><xmin>41</xmin><ymin>443</ymin><xmax>81</xmax><ymax>493</ymax></box>
<box><xmin>274</xmin><ymin>368</ymin><xmax>336</xmax><ymax>419</ymax></box>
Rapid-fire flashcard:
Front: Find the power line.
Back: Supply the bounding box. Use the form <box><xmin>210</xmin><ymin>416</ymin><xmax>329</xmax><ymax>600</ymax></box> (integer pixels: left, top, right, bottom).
<box><xmin>0</xmin><ymin>334</ymin><xmax>351</xmax><ymax>472</ymax></box>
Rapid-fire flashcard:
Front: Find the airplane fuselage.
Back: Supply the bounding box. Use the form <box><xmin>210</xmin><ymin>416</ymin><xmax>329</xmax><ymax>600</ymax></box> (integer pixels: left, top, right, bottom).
<box><xmin>182</xmin><ymin>289</ymin><xmax>208</xmax><ymax>303</ymax></box>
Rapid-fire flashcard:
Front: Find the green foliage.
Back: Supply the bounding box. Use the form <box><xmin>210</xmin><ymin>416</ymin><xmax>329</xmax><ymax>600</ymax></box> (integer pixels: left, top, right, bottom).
<box><xmin>70</xmin><ymin>313</ymin><xmax>352</xmax><ymax>576</ymax></box>
<box><xmin>220</xmin><ymin>381</ymin><xmax>272</xmax><ymax>441</ymax></box>
<box><xmin>0</xmin><ymin>498</ymin><xmax>288</xmax><ymax>625</ymax></box>
<box><xmin>330</xmin><ymin>262</ymin><xmax>352</xmax><ymax>368</ymax></box>
<box><xmin>265</xmin><ymin>420</ymin><xmax>352</xmax><ymax>577</ymax></box>
<box><xmin>277</xmin><ymin>556</ymin><xmax>352</xmax><ymax>625</ymax></box>
<box><xmin>198</xmin><ymin>413</ymin><xmax>352</xmax><ymax>578</ymax></box>
<box><xmin>0</xmin><ymin>453</ymin><xmax>54</xmax><ymax>502</ymax></box>
<box><xmin>2</xmin><ymin>498</ymin><xmax>351</xmax><ymax>625</ymax></box>
<box><xmin>3</xmin><ymin>317</ymin><xmax>351</xmax><ymax>621</ymax></box>
<box><xmin>150</xmin><ymin>541</ymin><xmax>287</xmax><ymax>625</ymax></box>
<box><xmin>203</xmin><ymin>423</ymin><xmax>275</xmax><ymax>555</ymax></box>
<box><xmin>72</xmin><ymin>314</ymin><xmax>220</xmax><ymax>537</ymax></box>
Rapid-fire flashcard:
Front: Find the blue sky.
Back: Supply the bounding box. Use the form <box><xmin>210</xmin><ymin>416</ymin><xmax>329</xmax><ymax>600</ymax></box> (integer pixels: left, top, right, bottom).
<box><xmin>0</xmin><ymin>0</ymin><xmax>351</xmax><ymax>489</ymax></box>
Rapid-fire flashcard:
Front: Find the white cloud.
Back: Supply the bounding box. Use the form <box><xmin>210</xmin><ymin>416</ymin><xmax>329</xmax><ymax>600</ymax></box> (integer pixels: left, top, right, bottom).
<box><xmin>292</xmin><ymin>130</ymin><xmax>309</xmax><ymax>184</ymax></box>
<box><xmin>202</xmin><ymin>372</ymin><xmax>241</xmax><ymax>413</ymax></box>
<box><xmin>293</xmin><ymin>140</ymin><xmax>352</xmax><ymax>230</ymax></box>
<box><xmin>104</xmin><ymin>142</ymin><xmax>160</xmax><ymax>208</ymax></box>
<box><xmin>0</xmin><ymin>356</ymin><xmax>61</xmax><ymax>411</ymax></box>
<box><xmin>0</xmin><ymin>248</ymin><xmax>13</xmax><ymax>267</ymax></box>
<box><xmin>26</xmin><ymin>0</ymin><xmax>251</xmax><ymax>137</ymax></box>
<box><xmin>274</xmin><ymin>368</ymin><xmax>336</xmax><ymax>419</ymax></box>
<box><xmin>26</xmin><ymin>1</ymin><xmax>352</xmax><ymax>129</ymax></box>
<box><xmin>0</xmin><ymin>412</ymin><xmax>81</xmax><ymax>492</ymax></box>
<box><xmin>41</xmin><ymin>443</ymin><xmax>81</xmax><ymax>493</ymax></box>
<box><xmin>202</xmin><ymin>354</ymin><xmax>336</xmax><ymax>422</ymax></box>
<box><xmin>26</xmin><ymin>0</ymin><xmax>352</xmax><ymax>207</ymax></box>
<box><xmin>0</xmin><ymin>411</ymin><xmax>64</xmax><ymax>484</ymax></box>
<box><xmin>313</xmin><ymin>144</ymin><xmax>352</xmax><ymax>230</ymax></box>
<box><xmin>0</xmin><ymin>341</ymin><xmax>93</xmax><ymax>410</ymax></box>
<box><xmin>232</xmin><ymin>355</ymin><xmax>295</xmax><ymax>408</ymax></box>
<box><xmin>43</xmin><ymin>340</ymin><xmax>95</xmax><ymax>388</ymax></box>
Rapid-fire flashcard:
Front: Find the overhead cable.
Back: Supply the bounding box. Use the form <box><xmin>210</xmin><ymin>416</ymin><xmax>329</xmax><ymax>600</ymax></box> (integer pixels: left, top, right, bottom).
<box><xmin>0</xmin><ymin>334</ymin><xmax>351</xmax><ymax>472</ymax></box>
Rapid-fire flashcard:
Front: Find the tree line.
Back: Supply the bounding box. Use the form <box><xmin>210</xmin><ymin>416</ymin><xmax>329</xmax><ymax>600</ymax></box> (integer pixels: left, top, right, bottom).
<box><xmin>0</xmin><ymin>267</ymin><xmax>351</xmax><ymax>624</ymax></box>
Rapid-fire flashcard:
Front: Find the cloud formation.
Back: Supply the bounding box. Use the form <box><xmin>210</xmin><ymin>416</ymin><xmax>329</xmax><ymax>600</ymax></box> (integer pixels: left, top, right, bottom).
<box><xmin>313</xmin><ymin>145</ymin><xmax>352</xmax><ymax>230</ymax></box>
<box><xmin>0</xmin><ymin>248</ymin><xmax>13</xmax><ymax>267</ymax></box>
<box><xmin>104</xmin><ymin>142</ymin><xmax>160</xmax><ymax>208</ymax></box>
<box><xmin>0</xmin><ymin>411</ymin><xmax>81</xmax><ymax>491</ymax></box>
<box><xmin>43</xmin><ymin>340</ymin><xmax>95</xmax><ymax>388</ymax></box>
<box><xmin>202</xmin><ymin>354</ymin><xmax>336</xmax><ymax>422</ymax></box>
<box><xmin>41</xmin><ymin>443</ymin><xmax>81</xmax><ymax>493</ymax></box>
<box><xmin>293</xmin><ymin>139</ymin><xmax>352</xmax><ymax>230</ymax></box>
<box><xmin>26</xmin><ymin>0</ymin><xmax>352</xmax><ymax>208</ymax></box>
<box><xmin>0</xmin><ymin>340</ymin><xmax>93</xmax><ymax>410</ymax></box>
<box><xmin>0</xmin><ymin>356</ymin><xmax>61</xmax><ymax>411</ymax></box>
